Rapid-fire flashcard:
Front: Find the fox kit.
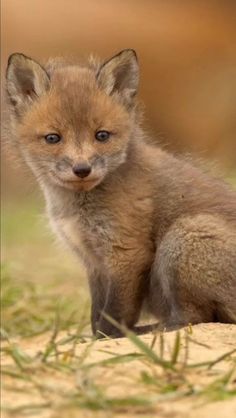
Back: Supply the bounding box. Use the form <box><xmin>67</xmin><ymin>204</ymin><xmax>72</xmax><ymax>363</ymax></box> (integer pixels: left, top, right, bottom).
<box><xmin>6</xmin><ymin>49</ymin><xmax>236</xmax><ymax>337</ymax></box>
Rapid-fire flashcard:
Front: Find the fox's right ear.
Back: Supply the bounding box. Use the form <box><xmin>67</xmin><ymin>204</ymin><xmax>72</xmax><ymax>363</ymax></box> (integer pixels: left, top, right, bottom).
<box><xmin>6</xmin><ymin>53</ymin><xmax>50</xmax><ymax>115</ymax></box>
<box><xmin>96</xmin><ymin>49</ymin><xmax>139</xmax><ymax>109</ymax></box>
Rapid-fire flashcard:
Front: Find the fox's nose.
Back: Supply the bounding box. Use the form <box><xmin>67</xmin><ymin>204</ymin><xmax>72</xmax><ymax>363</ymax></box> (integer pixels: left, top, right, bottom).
<box><xmin>72</xmin><ymin>163</ymin><xmax>91</xmax><ymax>178</ymax></box>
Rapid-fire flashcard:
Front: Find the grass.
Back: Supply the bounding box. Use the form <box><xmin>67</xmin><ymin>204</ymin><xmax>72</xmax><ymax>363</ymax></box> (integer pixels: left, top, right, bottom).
<box><xmin>1</xmin><ymin>264</ymin><xmax>89</xmax><ymax>338</ymax></box>
<box><xmin>2</xmin><ymin>323</ymin><xmax>236</xmax><ymax>416</ymax></box>
<box><xmin>1</xmin><ymin>195</ymin><xmax>236</xmax><ymax>417</ymax></box>
<box><xmin>1</xmin><ymin>198</ymin><xmax>89</xmax><ymax>339</ymax></box>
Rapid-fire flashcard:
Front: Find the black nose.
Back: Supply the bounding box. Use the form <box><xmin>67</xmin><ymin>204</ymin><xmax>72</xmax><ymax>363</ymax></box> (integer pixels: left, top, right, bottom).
<box><xmin>72</xmin><ymin>163</ymin><xmax>91</xmax><ymax>178</ymax></box>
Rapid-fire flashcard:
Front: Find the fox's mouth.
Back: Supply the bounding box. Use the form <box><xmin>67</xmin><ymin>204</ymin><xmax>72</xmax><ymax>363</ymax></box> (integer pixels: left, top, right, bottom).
<box><xmin>51</xmin><ymin>173</ymin><xmax>103</xmax><ymax>191</ymax></box>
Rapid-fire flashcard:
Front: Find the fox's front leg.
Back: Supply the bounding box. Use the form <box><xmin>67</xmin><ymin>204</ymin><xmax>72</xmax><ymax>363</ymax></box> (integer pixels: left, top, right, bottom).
<box><xmin>96</xmin><ymin>273</ymin><xmax>146</xmax><ymax>338</ymax></box>
<box><xmin>88</xmin><ymin>273</ymin><xmax>107</xmax><ymax>335</ymax></box>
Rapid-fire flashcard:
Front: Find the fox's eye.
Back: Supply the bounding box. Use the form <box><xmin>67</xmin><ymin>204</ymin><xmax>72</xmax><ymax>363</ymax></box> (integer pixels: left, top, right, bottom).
<box><xmin>45</xmin><ymin>133</ymin><xmax>61</xmax><ymax>144</ymax></box>
<box><xmin>95</xmin><ymin>130</ymin><xmax>110</xmax><ymax>142</ymax></box>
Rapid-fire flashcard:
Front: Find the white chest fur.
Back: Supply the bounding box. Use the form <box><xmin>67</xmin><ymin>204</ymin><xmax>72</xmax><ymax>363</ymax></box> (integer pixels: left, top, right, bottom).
<box><xmin>49</xmin><ymin>208</ymin><xmax>113</xmax><ymax>272</ymax></box>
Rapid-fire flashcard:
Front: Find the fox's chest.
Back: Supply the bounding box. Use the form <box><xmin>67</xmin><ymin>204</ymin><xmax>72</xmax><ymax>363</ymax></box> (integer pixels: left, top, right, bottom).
<box><xmin>47</xmin><ymin>189</ymin><xmax>154</xmax><ymax>275</ymax></box>
<box><xmin>51</xmin><ymin>209</ymin><xmax>113</xmax><ymax>270</ymax></box>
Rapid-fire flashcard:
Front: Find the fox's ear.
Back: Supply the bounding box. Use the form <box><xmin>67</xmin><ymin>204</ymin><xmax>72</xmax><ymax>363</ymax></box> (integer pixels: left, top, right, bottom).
<box><xmin>6</xmin><ymin>53</ymin><xmax>50</xmax><ymax>115</ymax></box>
<box><xmin>97</xmin><ymin>49</ymin><xmax>139</xmax><ymax>108</ymax></box>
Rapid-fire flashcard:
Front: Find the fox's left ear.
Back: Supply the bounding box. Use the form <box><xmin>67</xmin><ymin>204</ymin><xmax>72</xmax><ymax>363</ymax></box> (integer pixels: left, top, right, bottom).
<box><xmin>6</xmin><ymin>53</ymin><xmax>50</xmax><ymax>116</ymax></box>
<box><xmin>97</xmin><ymin>49</ymin><xmax>139</xmax><ymax>108</ymax></box>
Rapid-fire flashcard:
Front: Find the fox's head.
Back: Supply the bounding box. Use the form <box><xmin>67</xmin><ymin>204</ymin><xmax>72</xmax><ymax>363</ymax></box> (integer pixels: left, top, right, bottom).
<box><xmin>6</xmin><ymin>50</ymin><xmax>139</xmax><ymax>191</ymax></box>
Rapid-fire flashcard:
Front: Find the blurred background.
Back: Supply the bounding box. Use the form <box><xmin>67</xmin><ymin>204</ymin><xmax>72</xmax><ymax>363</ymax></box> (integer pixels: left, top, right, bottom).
<box><xmin>2</xmin><ymin>1</ymin><xmax>236</xmax><ymax>197</ymax></box>
<box><xmin>1</xmin><ymin>1</ymin><xmax>236</xmax><ymax>336</ymax></box>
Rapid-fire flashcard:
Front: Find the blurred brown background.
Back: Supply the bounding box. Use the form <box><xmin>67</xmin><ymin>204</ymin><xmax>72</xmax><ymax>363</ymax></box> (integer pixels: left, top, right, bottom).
<box><xmin>1</xmin><ymin>0</ymin><xmax>236</xmax><ymax>200</ymax></box>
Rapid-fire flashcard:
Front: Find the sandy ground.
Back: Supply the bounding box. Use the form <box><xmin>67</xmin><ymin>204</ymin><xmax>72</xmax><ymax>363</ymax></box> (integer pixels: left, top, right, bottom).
<box><xmin>2</xmin><ymin>323</ymin><xmax>236</xmax><ymax>418</ymax></box>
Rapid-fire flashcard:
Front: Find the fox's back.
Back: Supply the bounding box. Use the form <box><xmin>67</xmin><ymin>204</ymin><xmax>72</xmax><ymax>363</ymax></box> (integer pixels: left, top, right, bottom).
<box><xmin>142</xmin><ymin>145</ymin><xmax>236</xmax><ymax>234</ymax></box>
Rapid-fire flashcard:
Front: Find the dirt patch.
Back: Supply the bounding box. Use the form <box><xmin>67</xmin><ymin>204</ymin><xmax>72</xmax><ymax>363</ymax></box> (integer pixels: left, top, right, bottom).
<box><xmin>2</xmin><ymin>323</ymin><xmax>236</xmax><ymax>418</ymax></box>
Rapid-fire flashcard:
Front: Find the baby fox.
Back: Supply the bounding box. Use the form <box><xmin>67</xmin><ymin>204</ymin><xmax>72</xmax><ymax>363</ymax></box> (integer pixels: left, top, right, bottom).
<box><xmin>6</xmin><ymin>49</ymin><xmax>236</xmax><ymax>337</ymax></box>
